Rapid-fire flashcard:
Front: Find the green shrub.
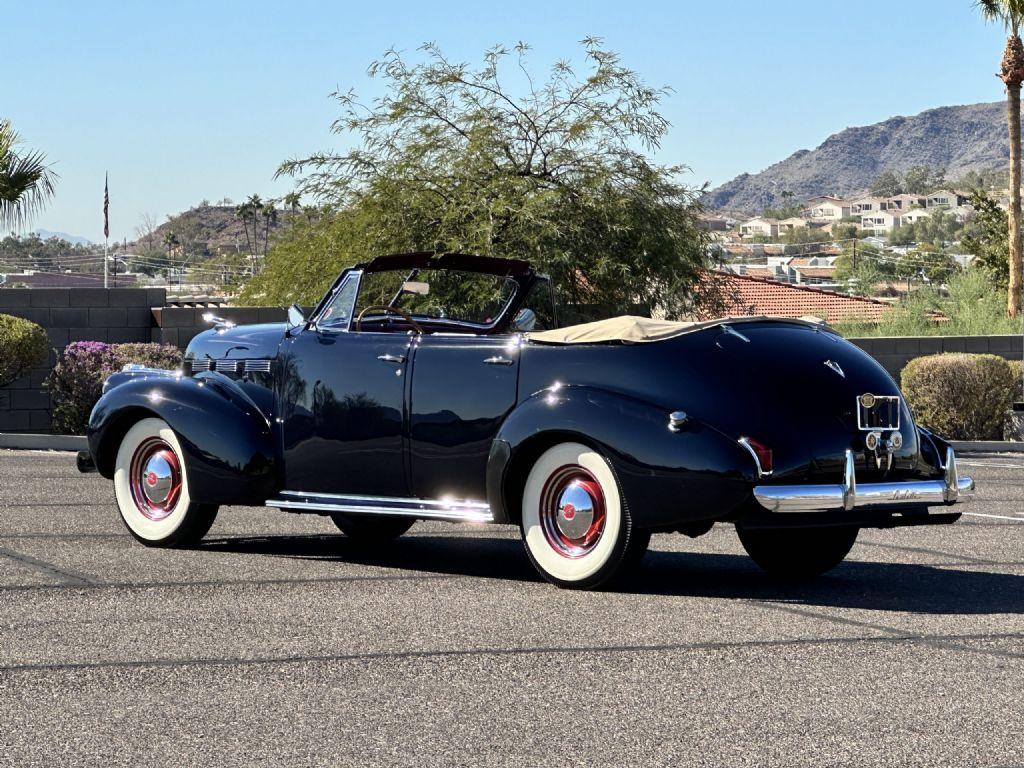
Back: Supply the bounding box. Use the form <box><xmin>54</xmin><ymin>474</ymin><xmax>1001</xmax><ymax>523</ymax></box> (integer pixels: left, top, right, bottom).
<box><xmin>901</xmin><ymin>353</ymin><xmax>1017</xmax><ymax>440</ymax></box>
<box><xmin>1010</xmin><ymin>360</ymin><xmax>1023</xmax><ymax>403</ymax></box>
<box><xmin>47</xmin><ymin>341</ymin><xmax>182</xmax><ymax>435</ymax></box>
<box><xmin>0</xmin><ymin>313</ymin><xmax>49</xmax><ymax>388</ymax></box>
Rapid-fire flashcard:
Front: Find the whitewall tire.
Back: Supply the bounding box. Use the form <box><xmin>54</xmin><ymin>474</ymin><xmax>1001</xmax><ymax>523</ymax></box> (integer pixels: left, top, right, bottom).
<box><xmin>113</xmin><ymin>418</ymin><xmax>218</xmax><ymax>547</ymax></box>
<box><xmin>520</xmin><ymin>442</ymin><xmax>649</xmax><ymax>589</ymax></box>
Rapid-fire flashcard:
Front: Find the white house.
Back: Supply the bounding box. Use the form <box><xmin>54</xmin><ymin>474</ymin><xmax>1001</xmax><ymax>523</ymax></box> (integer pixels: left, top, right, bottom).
<box><xmin>850</xmin><ymin>196</ymin><xmax>885</xmax><ymax>214</ymax></box>
<box><xmin>859</xmin><ymin>209</ymin><xmax>902</xmax><ymax>235</ymax></box>
<box><xmin>926</xmin><ymin>190</ymin><xmax>970</xmax><ymax>209</ymax></box>
<box><xmin>738</xmin><ymin>217</ymin><xmax>780</xmax><ymax>238</ymax></box>
<box><xmin>806</xmin><ymin>198</ymin><xmax>852</xmax><ymax>221</ymax></box>
<box><xmin>777</xmin><ymin>216</ymin><xmax>809</xmax><ymax>233</ymax></box>
<box><xmin>886</xmin><ymin>194</ymin><xmax>928</xmax><ymax>210</ymax></box>
<box><xmin>900</xmin><ymin>208</ymin><xmax>932</xmax><ymax>225</ymax></box>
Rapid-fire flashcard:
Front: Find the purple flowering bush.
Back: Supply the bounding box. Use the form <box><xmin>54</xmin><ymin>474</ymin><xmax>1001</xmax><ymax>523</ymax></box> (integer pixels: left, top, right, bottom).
<box><xmin>47</xmin><ymin>341</ymin><xmax>182</xmax><ymax>435</ymax></box>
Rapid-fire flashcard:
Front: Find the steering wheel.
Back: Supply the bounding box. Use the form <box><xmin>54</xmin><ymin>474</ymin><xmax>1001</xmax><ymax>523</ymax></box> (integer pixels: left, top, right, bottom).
<box><xmin>355</xmin><ymin>304</ymin><xmax>424</xmax><ymax>334</ymax></box>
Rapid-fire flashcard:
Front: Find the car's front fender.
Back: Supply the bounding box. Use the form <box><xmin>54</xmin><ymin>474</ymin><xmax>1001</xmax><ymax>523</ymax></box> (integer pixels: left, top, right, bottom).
<box><xmin>87</xmin><ymin>369</ymin><xmax>279</xmax><ymax>505</ymax></box>
<box><xmin>487</xmin><ymin>384</ymin><xmax>756</xmax><ymax>528</ymax></box>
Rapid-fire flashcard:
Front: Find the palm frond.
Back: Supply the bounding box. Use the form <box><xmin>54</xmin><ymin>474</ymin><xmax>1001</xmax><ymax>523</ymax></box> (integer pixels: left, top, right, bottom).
<box><xmin>0</xmin><ymin>118</ymin><xmax>57</xmax><ymax>230</ymax></box>
<box><xmin>977</xmin><ymin>0</ymin><xmax>1024</xmax><ymax>32</ymax></box>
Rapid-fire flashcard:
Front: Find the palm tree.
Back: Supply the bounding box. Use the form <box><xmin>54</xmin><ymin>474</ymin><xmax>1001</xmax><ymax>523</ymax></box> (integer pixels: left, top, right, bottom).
<box><xmin>0</xmin><ymin>119</ymin><xmax>56</xmax><ymax>230</ymax></box>
<box><xmin>978</xmin><ymin>0</ymin><xmax>1024</xmax><ymax>317</ymax></box>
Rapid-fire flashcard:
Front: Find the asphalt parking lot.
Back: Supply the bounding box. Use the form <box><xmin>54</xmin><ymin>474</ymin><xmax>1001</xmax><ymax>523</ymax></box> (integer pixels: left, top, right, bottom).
<box><xmin>0</xmin><ymin>450</ymin><xmax>1022</xmax><ymax>767</ymax></box>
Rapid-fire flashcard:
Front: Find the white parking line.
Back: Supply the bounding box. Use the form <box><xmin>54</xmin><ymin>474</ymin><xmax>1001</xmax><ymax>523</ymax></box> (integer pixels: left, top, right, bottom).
<box><xmin>962</xmin><ymin>511</ymin><xmax>1024</xmax><ymax>522</ymax></box>
<box><xmin>957</xmin><ymin>460</ymin><xmax>1024</xmax><ymax>469</ymax></box>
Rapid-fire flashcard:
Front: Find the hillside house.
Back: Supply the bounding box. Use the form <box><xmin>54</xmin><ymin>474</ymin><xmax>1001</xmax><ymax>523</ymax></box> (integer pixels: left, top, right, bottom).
<box><xmin>859</xmin><ymin>209</ymin><xmax>902</xmax><ymax>235</ymax></box>
<box><xmin>777</xmin><ymin>217</ymin><xmax>809</xmax><ymax>233</ymax></box>
<box><xmin>738</xmin><ymin>217</ymin><xmax>781</xmax><ymax>238</ymax></box>
<box><xmin>926</xmin><ymin>190</ymin><xmax>970</xmax><ymax>209</ymax></box>
<box><xmin>886</xmin><ymin>194</ymin><xmax>927</xmax><ymax>210</ymax></box>
<box><xmin>850</xmin><ymin>196</ymin><xmax>885</xmax><ymax>214</ymax></box>
<box><xmin>806</xmin><ymin>198</ymin><xmax>852</xmax><ymax>221</ymax></box>
<box><xmin>900</xmin><ymin>208</ymin><xmax>932</xmax><ymax>225</ymax></box>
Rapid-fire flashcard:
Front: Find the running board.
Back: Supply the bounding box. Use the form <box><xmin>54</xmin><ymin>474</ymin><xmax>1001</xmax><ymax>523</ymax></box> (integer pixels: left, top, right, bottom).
<box><xmin>266</xmin><ymin>490</ymin><xmax>494</xmax><ymax>523</ymax></box>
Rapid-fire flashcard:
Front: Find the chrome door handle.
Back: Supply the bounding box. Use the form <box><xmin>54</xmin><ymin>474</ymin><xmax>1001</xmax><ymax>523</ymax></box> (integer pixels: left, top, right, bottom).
<box><xmin>483</xmin><ymin>356</ymin><xmax>514</xmax><ymax>366</ymax></box>
<box><xmin>377</xmin><ymin>354</ymin><xmax>406</xmax><ymax>364</ymax></box>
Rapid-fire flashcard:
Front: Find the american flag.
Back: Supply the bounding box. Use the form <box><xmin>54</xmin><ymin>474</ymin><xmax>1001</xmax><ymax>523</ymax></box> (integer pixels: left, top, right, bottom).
<box><xmin>103</xmin><ymin>173</ymin><xmax>109</xmax><ymax>239</ymax></box>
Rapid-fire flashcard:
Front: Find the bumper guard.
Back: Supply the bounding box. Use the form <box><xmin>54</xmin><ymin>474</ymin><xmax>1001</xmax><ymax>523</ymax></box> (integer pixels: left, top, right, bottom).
<box><xmin>753</xmin><ymin>447</ymin><xmax>974</xmax><ymax>514</ymax></box>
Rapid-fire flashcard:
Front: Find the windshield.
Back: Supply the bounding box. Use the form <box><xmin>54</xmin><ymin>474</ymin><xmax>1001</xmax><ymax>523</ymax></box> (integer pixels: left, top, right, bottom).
<box><xmin>355</xmin><ymin>268</ymin><xmax>517</xmax><ymax>326</ymax></box>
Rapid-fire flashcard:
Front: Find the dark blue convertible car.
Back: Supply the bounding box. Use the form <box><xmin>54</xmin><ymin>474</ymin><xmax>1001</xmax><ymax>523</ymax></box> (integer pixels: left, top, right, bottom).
<box><xmin>80</xmin><ymin>252</ymin><xmax>974</xmax><ymax>588</ymax></box>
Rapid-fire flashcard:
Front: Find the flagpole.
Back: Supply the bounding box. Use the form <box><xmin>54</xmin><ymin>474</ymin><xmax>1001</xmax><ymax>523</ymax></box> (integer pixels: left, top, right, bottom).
<box><xmin>103</xmin><ymin>172</ymin><xmax>110</xmax><ymax>289</ymax></box>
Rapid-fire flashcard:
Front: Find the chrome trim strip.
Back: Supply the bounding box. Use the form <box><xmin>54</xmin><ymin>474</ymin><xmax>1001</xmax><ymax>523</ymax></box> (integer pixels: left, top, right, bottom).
<box><xmin>244</xmin><ymin>359</ymin><xmax>273</xmax><ymax>372</ymax></box>
<box><xmin>268</xmin><ymin>491</ymin><xmax>493</xmax><ymax>523</ymax></box>
<box><xmin>753</xmin><ymin>448</ymin><xmax>974</xmax><ymax>514</ymax></box>
<box><xmin>720</xmin><ymin>324</ymin><xmax>750</xmax><ymax>343</ymax></box>
<box><xmin>738</xmin><ymin>437</ymin><xmax>772</xmax><ymax>478</ymax></box>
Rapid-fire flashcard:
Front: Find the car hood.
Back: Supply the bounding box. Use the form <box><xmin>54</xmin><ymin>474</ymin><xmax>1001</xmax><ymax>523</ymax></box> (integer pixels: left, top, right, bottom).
<box><xmin>185</xmin><ymin>323</ymin><xmax>286</xmax><ymax>362</ymax></box>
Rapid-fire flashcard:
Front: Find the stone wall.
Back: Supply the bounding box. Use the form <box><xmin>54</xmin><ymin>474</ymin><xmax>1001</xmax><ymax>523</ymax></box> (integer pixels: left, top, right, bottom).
<box><xmin>0</xmin><ymin>288</ymin><xmax>166</xmax><ymax>432</ymax></box>
<box><xmin>848</xmin><ymin>334</ymin><xmax>1022</xmax><ymax>380</ymax></box>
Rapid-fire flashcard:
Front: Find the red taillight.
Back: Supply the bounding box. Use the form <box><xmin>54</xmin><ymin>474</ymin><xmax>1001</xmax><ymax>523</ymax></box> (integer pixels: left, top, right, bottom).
<box><xmin>741</xmin><ymin>436</ymin><xmax>773</xmax><ymax>476</ymax></box>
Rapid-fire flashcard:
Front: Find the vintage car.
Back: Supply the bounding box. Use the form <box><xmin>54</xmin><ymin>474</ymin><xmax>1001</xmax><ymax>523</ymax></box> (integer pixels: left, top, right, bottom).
<box><xmin>79</xmin><ymin>252</ymin><xmax>975</xmax><ymax>589</ymax></box>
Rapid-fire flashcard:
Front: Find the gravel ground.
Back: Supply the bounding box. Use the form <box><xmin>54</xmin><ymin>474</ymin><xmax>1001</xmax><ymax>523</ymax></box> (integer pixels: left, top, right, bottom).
<box><xmin>0</xmin><ymin>450</ymin><xmax>1021</xmax><ymax>767</ymax></box>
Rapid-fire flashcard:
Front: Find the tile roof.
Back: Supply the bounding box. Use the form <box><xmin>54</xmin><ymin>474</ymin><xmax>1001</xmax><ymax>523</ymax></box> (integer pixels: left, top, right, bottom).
<box><xmin>709</xmin><ymin>271</ymin><xmax>892</xmax><ymax>323</ymax></box>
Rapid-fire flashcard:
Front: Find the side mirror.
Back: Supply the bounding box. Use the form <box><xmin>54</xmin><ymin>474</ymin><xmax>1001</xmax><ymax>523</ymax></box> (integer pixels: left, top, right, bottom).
<box><xmin>286</xmin><ymin>304</ymin><xmax>306</xmax><ymax>333</ymax></box>
<box><xmin>511</xmin><ymin>307</ymin><xmax>537</xmax><ymax>333</ymax></box>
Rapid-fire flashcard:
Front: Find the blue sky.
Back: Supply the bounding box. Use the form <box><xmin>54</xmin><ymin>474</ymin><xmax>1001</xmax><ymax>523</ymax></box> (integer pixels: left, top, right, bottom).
<box><xmin>5</xmin><ymin>0</ymin><xmax>1012</xmax><ymax>242</ymax></box>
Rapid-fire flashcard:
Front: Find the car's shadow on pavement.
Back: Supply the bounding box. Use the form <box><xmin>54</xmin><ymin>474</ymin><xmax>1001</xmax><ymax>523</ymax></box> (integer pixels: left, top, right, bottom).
<box><xmin>199</xmin><ymin>533</ymin><xmax>1024</xmax><ymax>615</ymax></box>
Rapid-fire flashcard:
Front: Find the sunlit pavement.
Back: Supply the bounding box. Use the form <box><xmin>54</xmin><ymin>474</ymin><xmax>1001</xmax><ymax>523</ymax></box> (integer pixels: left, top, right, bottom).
<box><xmin>0</xmin><ymin>449</ymin><xmax>1022</xmax><ymax>767</ymax></box>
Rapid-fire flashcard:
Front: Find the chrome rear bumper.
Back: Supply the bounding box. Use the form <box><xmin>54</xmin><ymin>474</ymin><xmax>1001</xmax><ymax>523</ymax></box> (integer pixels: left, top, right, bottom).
<box><xmin>753</xmin><ymin>447</ymin><xmax>974</xmax><ymax>514</ymax></box>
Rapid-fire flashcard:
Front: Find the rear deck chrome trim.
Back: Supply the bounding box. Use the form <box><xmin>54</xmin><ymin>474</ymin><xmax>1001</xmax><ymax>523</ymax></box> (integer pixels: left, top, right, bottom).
<box><xmin>753</xmin><ymin>447</ymin><xmax>974</xmax><ymax>514</ymax></box>
<box><xmin>266</xmin><ymin>490</ymin><xmax>494</xmax><ymax>523</ymax></box>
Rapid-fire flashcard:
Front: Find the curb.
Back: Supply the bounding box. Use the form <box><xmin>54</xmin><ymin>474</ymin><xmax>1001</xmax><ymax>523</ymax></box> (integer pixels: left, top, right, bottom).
<box><xmin>0</xmin><ymin>433</ymin><xmax>87</xmax><ymax>452</ymax></box>
<box><xmin>949</xmin><ymin>440</ymin><xmax>1024</xmax><ymax>453</ymax></box>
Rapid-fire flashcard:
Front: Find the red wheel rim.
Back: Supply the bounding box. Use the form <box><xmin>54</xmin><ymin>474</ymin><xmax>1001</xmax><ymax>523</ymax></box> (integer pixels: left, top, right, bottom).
<box><xmin>128</xmin><ymin>437</ymin><xmax>182</xmax><ymax>521</ymax></box>
<box><xmin>538</xmin><ymin>464</ymin><xmax>606</xmax><ymax>558</ymax></box>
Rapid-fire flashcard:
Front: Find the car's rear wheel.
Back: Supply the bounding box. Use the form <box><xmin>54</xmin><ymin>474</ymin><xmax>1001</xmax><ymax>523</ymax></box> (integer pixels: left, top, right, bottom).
<box><xmin>330</xmin><ymin>514</ymin><xmax>414</xmax><ymax>543</ymax></box>
<box><xmin>736</xmin><ymin>525</ymin><xmax>858</xmax><ymax>579</ymax></box>
<box><xmin>113</xmin><ymin>417</ymin><xmax>218</xmax><ymax>547</ymax></box>
<box><xmin>520</xmin><ymin>442</ymin><xmax>649</xmax><ymax>589</ymax></box>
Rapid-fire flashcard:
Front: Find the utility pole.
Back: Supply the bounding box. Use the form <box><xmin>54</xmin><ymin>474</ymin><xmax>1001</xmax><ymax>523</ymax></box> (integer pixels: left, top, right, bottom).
<box><xmin>852</xmin><ymin>239</ymin><xmax>857</xmax><ymax>271</ymax></box>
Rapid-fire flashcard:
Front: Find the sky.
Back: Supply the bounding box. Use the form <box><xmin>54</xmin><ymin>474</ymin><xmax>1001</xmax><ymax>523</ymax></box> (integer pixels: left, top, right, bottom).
<box><xmin>4</xmin><ymin>0</ymin><xmax>1013</xmax><ymax>242</ymax></box>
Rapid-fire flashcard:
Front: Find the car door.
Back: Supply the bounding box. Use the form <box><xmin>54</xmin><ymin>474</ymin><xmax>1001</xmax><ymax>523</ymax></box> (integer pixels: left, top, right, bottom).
<box><xmin>279</xmin><ymin>277</ymin><xmax>412</xmax><ymax>497</ymax></box>
<box><xmin>407</xmin><ymin>333</ymin><xmax>520</xmax><ymax>501</ymax></box>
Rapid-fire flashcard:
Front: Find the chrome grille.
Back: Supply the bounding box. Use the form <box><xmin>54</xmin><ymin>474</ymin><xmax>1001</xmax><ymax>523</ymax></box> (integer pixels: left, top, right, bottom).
<box><xmin>190</xmin><ymin>359</ymin><xmax>211</xmax><ymax>372</ymax></box>
<box><xmin>215</xmin><ymin>359</ymin><xmax>242</xmax><ymax>374</ymax></box>
<box><xmin>244</xmin><ymin>359</ymin><xmax>273</xmax><ymax>373</ymax></box>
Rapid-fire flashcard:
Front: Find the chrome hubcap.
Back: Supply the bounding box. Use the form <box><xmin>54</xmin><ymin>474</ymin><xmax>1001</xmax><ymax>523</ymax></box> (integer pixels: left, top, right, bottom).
<box><xmin>539</xmin><ymin>465</ymin><xmax>606</xmax><ymax>558</ymax></box>
<box><xmin>128</xmin><ymin>438</ymin><xmax>182</xmax><ymax>521</ymax></box>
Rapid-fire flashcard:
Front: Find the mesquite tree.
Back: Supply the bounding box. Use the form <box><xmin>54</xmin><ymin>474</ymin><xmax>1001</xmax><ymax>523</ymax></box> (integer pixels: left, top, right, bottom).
<box><xmin>246</xmin><ymin>40</ymin><xmax>727</xmax><ymax>318</ymax></box>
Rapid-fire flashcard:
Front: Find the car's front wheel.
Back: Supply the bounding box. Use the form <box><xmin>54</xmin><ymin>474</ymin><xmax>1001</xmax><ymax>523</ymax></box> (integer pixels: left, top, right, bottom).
<box><xmin>736</xmin><ymin>525</ymin><xmax>858</xmax><ymax>579</ymax></box>
<box><xmin>330</xmin><ymin>514</ymin><xmax>414</xmax><ymax>543</ymax></box>
<box><xmin>520</xmin><ymin>442</ymin><xmax>649</xmax><ymax>589</ymax></box>
<box><xmin>113</xmin><ymin>417</ymin><xmax>218</xmax><ymax>547</ymax></box>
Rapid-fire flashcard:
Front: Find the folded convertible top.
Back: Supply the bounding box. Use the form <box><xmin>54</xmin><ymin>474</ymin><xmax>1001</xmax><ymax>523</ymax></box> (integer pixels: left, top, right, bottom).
<box><xmin>526</xmin><ymin>314</ymin><xmax>833</xmax><ymax>345</ymax></box>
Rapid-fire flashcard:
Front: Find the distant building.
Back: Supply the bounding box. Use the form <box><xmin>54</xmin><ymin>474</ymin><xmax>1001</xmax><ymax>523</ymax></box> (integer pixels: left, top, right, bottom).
<box><xmin>859</xmin><ymin>209</ymin><xmax>902</xmax><ymax>235</ymax></box>
<box><xmin>806</xmin><ymin>198</ymin><xmax>852</xmax><ymax>221</ymax></box>
<box><xmin>926</xmin><ymin>190</ymin><xmax>970</xmax><ymax>209</ymax></box>
<box><xmin>738</xmin><ymin>217</ymin><xmax>781</xmax><ymax>238</ymax></box>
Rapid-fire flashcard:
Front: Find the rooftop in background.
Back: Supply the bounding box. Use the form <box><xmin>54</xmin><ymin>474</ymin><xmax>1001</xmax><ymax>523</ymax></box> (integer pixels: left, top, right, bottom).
<box><xmin>712</xmin><ymin>271</ymin><xmax>893</xmax><ymax>323</ymax></box>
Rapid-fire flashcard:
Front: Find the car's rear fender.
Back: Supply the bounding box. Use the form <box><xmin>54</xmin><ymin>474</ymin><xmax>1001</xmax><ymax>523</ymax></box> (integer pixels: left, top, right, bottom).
<box><xmin>487</xmin><ymin>384</ymin><xmax>756</xmax><ymax>528</ymax></box>
<box><xmin>87</xmin><ymin>369</ymin><xmax>279</xmax><ymax>505</ymax></box>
